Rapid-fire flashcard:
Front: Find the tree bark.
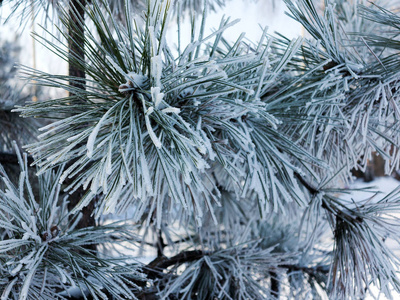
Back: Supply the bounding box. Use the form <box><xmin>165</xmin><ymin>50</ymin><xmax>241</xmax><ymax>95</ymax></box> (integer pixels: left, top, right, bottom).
<box><xmin>68</xmin><ymin>0</ymin><xmax>86</xmax><ymax>91</ymax></box>
<box><xmin>67</xmin><ymin>0</ymin><xmax>96</xmax><ymax>235</ymax></box>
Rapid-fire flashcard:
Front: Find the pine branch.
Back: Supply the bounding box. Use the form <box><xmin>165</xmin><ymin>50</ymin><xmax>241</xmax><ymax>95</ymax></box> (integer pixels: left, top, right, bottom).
<box><xmin>145</xmin><ymin>250</ymin><xmax>205</xmax><ymax>280</ymax></box>
<box><xmin>144</xmin><ymin>248</ymin><xmax>330</xmax><ymax>280</ymax></box>
<box><xmin>284</xmin><ymin>264</ymin><xmax>330</xmax><ymax>277</ymax></box>
<box><xmin>0</xmin><ymin>148</ymin><xmax>144</xmax><ymax>299</ymax></box>
<box><xmin>294</xmin><ymin>171</ymin><xmax>319</xmax><ymax>196</ymax></box>
<box><xmin>156</xmin><ymin>229</ymin><xmax>166</xmax><ymax>257</ymax></box>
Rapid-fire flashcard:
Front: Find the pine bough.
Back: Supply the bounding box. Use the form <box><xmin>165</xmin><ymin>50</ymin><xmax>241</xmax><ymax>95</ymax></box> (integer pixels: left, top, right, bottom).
<box><xmin>1</xmin><ymin>0</ymin><xmax>400</xmax><ymax>298</ymax></box>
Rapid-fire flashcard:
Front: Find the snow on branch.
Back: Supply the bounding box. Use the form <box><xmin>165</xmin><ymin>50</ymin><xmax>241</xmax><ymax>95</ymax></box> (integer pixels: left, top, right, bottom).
<box><xmin>0</xmin><ymin>146</ymin><xmax>145</xmax><ymax>299</ymax></box>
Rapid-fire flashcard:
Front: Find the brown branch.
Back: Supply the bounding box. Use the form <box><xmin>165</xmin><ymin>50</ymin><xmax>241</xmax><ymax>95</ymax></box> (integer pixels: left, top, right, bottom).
<box><xmin>156</xmin><ymin>229</ymin><xmax>166</xmax><ymax>257</ymax></box>
<box><xmin>294</xmin><ymin>171</ymin><xmax>319</xmax><ymax>196</ymax></box>
<box><xmin>293</xmin><ymin>171</ymin><xmax>333</xmax><ymax>211</ymax></box>
<box><xmin>283</xmin><ymin>264</ymin><xmax>330</xmax><ymax>276</ymax></box>
<box><xmin>143</xmin><ymin>250</ymin><xmax>206</xmax><ymax>281</ymax></box>
<box><xmin>66</xmin><ymin>0</ymin><xmax>97</xmax><ymax>244</ymax></box>
<box><xmin>68</xmin><ymin>0</ymin><xmax>86</xmax><ymax>92</ymax></box>
<box><xmin>134</xmin><ymin>247</ymin><xmax>330</xmax><ymax>299</ymax></box>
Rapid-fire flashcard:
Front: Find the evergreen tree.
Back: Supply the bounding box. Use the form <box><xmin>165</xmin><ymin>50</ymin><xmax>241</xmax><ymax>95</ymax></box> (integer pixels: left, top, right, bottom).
<box><xmin>2</xmin><ymin>0</ymin><xmax>400</xmax><ymax>299</ymax></box>
<box><xmin>0</xmin><ymin>39</ymin><xmax>39</xmax><ymax>154</ymax></box>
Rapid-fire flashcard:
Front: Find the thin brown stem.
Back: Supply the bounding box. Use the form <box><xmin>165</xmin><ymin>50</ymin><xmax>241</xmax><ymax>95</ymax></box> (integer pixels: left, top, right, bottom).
<box><xmin>66</xmin><ymin>0</ymin><xmax>96</xmax><ymax>239</ymax></box>
<box><xmin>68</xmin><ymin>0</ymin><xmax>86</xmax><ymax>91</ymax></box>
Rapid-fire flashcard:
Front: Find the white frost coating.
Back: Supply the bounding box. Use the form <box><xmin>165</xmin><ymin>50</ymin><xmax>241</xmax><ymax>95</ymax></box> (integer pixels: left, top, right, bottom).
<box><xmin>343</xmin><ymin>77</ymin><xmax>349</xmax><ymax>92</ymax></box>
<box><xmin>19</xmin><ymin>171</ymin><xmax>25</xmax><ymax>201</ymax></box>
<box><xmin>10</xmin><ymin>246</ymin><xmax>36</xmax><ymax>276</ymax></box>
<box><xmin>141</xmin><ymin>95</ymin><xmax>162</xmax><ymax>148</ymax></box>
<box><xmin>141</xmin><ymin>146</ymin><xmax>153</xmax><ymax>194</ymax></box>
<box><xmin>179</xmin><ymin>87</ymin><xmax>194</xmax><ymax>98</ymax></box>
<box><xmin>389</xmin><ymin>97</ymin><xmax>400</xmax><ymax>120</ymax></box>
<box><xmin>54</xmin><ymin>265</ymin><xmax>67</xmax><ymax>284</ymax></box>
<box><xmin>146</xmin><ymin>106</ymin><xmax>154</xmax><ymax>116</ymax></box>
<box><xmin>183</xmin><ymin>169</ymin><xmax>192</xmax><ymax>185</ymax></box>
<box><xmin>151</xmin><ymin>55</ymin><xmax>163</xmax><ymax>88</ymax></box>
<box><xmin>196</xmin><ymin>144</ymin><xmax>207</xmax><ymax>156</ymax></box>
<box><xmin>21</xmin><ymin>221</ymin><xmax>41</xmax><ymax>244</ymax></box>
<box><xmin>9</xmin><ymin>263</ymin><xmax>23</xmax><ymax>276</ymax></box>
<box><xmin>87</xmin><ymin>108</ymin><xmax>113</xmax><ymax>158</ymax></box>
<box><xmin>106</xmin><ymin>55</ymin><xmax>128</xmax><ymax>77</ymax></box>
<box><xmin>196</xmin><ymin>117</ymin><xmax>202</xmax><ymax>132</ymax></box>
<box><xmin>151</xmin><ymin>87</ymin><xmax>164</xmax><ymax>109</ymax></box>
<box><xmin>161</xmin><ymin>107</ymin><xmax>180</xmax><ymax>114</ymax></box>
<box><xmin>37</xmin><ymin>116</ymin><xmax>72</xmax><ymax>132</ymax></box>
<box><xmin>146</xmin><ymin>115</ymin><xmax>161</xmax><ymax>148</ymax></box>
<box><xmin>66</xmin><ymin>131</ymin><xmax>87</xmax><ymax>142</ymax></box>
<box><xmin>148</xmin><ymin>25</ymin><xmax>158</xmax><ymax>56</ymax></box>
<box><xmin>175</xmin><ymin>114</ymin><xmax>192</xmax><ymax>131</ymax></box>
<box><xmin>104</xmin><ymin>182</ymin><xmax>123</xmax><ymax>214</ymax></box>
<box><xmin>126</xmin><ymin>72</ymin><xmax>148</xmax><ymax>88</ymax></box>
<box><xmin>101</xmin><ymin>163</ymin><xmax>109</xmax><ymax>193</ymax></box>
<box><xmin>87</xmin><ymin>171</ymin><xmax>98</xmax><ymax>193</ymax></box>
<box><xmin>20</xmin><ymin>249</ymin><xmax>36</xmax><ymax>265</ymax></box>
<box><xmin>145</xmin><ymin>116</ymin><xmax>162</xmax><ymax>149</ymax></box>
<box><xmin>196</xmin><ymin>157</ymin><xmax>209</xmax><ymax>171</ymax></box>
<box><xmin>1</xmin><ymin>277</ymin><xmax>17</xmax><ymax>300</ymax></box>
<box><xmin>19</xmin><ymin>245</ymin><xmax>47</xmax><ymax>300</ymax></box>
<box><xmin>5</xmin><ymin>189</ymin><xmax>20</xmax><ymax>206</ymax></box>
<box><xmin>106</xmin><ymin>140</ymin><xmax>113</xmax><ymax>175</ymax></box>
<box><xmin>200</xmin><ymin>130</ymin><xmax>216</xmax><ymax>160</ymax></box>
<box><xmin>107</xmin><ymin>55</ymin><xmax>148</xmax><ymax>89</ymax></box>
<box><xmin>375</xmin><ymin>83</ymin><xmax>382</xmax><ymax>101</ymax></box>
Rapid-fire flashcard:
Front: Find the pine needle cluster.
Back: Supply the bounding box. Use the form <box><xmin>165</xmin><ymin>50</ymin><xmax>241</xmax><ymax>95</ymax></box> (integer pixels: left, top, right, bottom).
<box><xmin>1</xmin><ymin>0</ymin><xmax>400</xmax><ymax>298</ymax></box>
